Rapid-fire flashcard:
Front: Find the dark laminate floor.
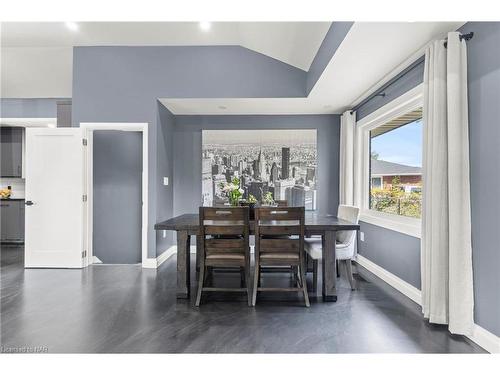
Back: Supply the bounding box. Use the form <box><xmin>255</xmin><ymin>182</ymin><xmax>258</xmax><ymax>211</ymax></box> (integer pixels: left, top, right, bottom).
<box><xmin>1</xmin><ymin>245</ymin><xmax>485</xmax><ymax>353</ymax></box>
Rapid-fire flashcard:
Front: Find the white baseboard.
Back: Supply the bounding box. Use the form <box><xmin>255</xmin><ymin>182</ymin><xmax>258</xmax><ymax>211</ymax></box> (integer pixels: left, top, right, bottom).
<box><xmin>156</xmin><ymin>246</ymin><xmax>177</xmax><ymax>267</ymax></box>
<box><xmin>355</xmin><ymin>255</ymin><xmax>422</xmax><ymax>305</ymax></box>
<box><xmin>468</xmin><ymin>323</ymin><xmax>500</xmax><ymax>354</ymax></box>
<box><xmin>355</xmin><ymin>254</ymin><xmax>500</xmax><ymax>353</ymax></box>
<box><xmin>141</xmin><ymin>258</ymin><xmax>158</xmax><ymax>269</ymax></box>
<box><xmin>142</xmin><ymin>245</ymin><xmax>196</xmax><ymax>269</ymax></box>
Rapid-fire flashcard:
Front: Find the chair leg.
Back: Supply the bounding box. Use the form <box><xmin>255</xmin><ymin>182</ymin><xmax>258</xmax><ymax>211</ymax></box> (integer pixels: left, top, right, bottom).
<box><xmin>240</xmin><ymin>266</ymin><xmax>245</xmax><ymax>288</ymax></box>
<box><xmin>293</xmin><ymin>266</ymin><xmax>299</xmax><ymax>286</ymax></box>
<box><xmin>195</xmin><ymin>264</ymin><xmax>206</xmax><ymax>307</ymax></box>
<box><xmin>305</xmin><ymin>254</ymin><xmax>311</xmax><ymax>273</ymax></box>
<box><xmin>336</xmin><ymin>259</ymin><xmax>340</xmax><ymax>278</ymax></box>
<box><xmin>246</xmin><ymin>265</ymin><xmax>252</xmax><ymax>307</ymax></box>
<box><xmin>344</xmin><ymin>259</ymin><xmax>356</xmax><ymax>290</ymax></box>
<box><xmin>299</xmin><ymin>263</ymin><xmax>310</xmax><ymax>307</ymax></box>
<box><xmin>295</xmin><ymin>266</ymin><xmax>302</xmax><ymax>287</ymax></box>
<box><xmin>252</xmin><ymin>265</ymin><xmax>259</xmax><ymax>306</ymax></box>
<box><xmin>312</xmin><ymin>259</ymin><xmax>318</xmax><ymax>293</ymax></box>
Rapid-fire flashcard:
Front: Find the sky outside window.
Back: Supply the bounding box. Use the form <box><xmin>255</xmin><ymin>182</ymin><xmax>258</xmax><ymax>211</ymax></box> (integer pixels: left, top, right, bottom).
<box><xmin>371</xmin><ymin>119</ymin><xmax>422</xmax><ymax>167</ymax></box>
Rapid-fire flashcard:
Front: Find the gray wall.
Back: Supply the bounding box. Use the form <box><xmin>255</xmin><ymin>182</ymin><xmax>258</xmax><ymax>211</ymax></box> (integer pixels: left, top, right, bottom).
<box><xmin>173</xmin><ymin>114</ymin><xmax>340</xmax><ymax>217</ymax></box>
<box><xmin>156</xmin><ymin>103</ymin><xmax>175</xmax><ymax>255</ymax></box>
<box><xmin>0</xmin><ymin>98</ymin><xmax>67</xmax><ymax>118</ymax></box>
<box><xmin>459</xmin><ymin>21</ymin><xmax>500</xmax><ymax>336</ymax></box>
<box><xmin>93</xmin><ymin>130</ymin><xmax>143</xmax><ymax>264</ymax></box>
<box><xmin>72</xmin><ymin>45</ymin><xmax>308</xmax><ymax>258</ymax></box>
<box><xmin>358</xmin><ymin>222</ymin><xmax>421</xmax><ymax>288</ymax></box>
<box><xmin>306</xmin><ymin>22</ymin><xmax>354</xmax><ymax>94</ymax></box>
<box><xmin>358</xmin><ymin>22</ymin><xmax>500</xmax><ymax>337</ymax></box>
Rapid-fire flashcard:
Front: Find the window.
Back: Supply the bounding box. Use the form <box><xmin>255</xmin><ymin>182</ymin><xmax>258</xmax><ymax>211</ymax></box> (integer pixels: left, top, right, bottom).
<box><xmin>355</xmin><ymin>84</ymin><xmax>423</xmax><ymax>238</ymax></box>
<box><xmin>369</xmin><ymin>111</ymin><xmax>422</xmax><ymax>219</ymax></box>
<box><xmin>371</xmin><ymin>176</ymin><xmax>382</xmax><ymax>189</ymax></box>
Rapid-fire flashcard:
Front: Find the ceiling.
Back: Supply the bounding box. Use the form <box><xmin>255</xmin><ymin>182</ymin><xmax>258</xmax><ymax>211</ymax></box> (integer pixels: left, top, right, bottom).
<box><xmin>1</xmin><ymin>22</ymin><xmax>330</xmax><ymax>70</ymax></box>
<box><xmin>161</xmin><ymin>22</ymin><xmax>464</xmax><ymax>115</ymax></box>
<box><xmin>2</xmin><ymin>21</ymin><xmax>465</xmax><ymax>113</ymax></box>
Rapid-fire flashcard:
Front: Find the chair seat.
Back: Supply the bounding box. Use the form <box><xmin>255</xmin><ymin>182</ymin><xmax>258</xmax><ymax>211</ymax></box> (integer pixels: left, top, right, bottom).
<box><xmin>304</xmin><ymin>238</ymin><xmax>352</xmax><ymax>260</ymax></box>
<box><xmin>206</xmin><ymin>253</ymin><xmax>245</xmax><ymax>260</ymax></box>
<box><xmin>260</xmin><ymin>252</ymin><xmax>299</xmax><ymax>260</ymax></box>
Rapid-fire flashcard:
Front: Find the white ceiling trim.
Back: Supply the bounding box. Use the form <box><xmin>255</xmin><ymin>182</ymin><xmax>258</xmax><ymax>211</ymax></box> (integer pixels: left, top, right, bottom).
<box><xmin>160</xmin><ymin>98</ymin><xmax>338</xmax><ymax>115</ymax></box>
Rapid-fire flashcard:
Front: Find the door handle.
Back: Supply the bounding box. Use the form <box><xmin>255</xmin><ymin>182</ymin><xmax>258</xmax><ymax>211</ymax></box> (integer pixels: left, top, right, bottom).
<box><xmin>25</xmin><ymin>200</ymin><xmax>34</xmax><ymax>206</ymax></box>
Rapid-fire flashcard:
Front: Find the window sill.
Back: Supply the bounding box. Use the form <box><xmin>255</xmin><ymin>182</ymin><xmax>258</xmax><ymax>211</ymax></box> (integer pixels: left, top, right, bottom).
<box><xmin>359</xmin><ymin>210</ymin><xmax>421</xmax><ymax>238</ymax></box>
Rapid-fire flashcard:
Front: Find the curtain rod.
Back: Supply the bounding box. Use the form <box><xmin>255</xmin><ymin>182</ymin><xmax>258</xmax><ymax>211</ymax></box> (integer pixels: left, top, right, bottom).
<box><xmin>349</xmin><ymin>31</ymin><xmax>474</xmax><ymax>115</ymax></box>
<box><xmin>444</xmin><ymin>31</ymin><xmax>474</xmax><ymax>48</ymax></box>
<box><xmin>349</xmin><ymin>56</ymin><xmax>425</xmax><ymax>115</ymax></box>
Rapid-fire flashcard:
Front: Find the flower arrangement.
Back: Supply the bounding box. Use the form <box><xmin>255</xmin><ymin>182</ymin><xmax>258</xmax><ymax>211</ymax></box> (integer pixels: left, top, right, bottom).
<box><xmin>220</xmin><ymin>177</ymin><xmax>244</xmax><ymax>206</ymax></box>
<box><xmin>262</xmin><ymin>192</ymin><xmax>275</xmax><ymax>206</ymax></box>
<box><xmin>247</xmin><ymin>194</ymin><xmax>258</xmax><ymax>204</ymax></box>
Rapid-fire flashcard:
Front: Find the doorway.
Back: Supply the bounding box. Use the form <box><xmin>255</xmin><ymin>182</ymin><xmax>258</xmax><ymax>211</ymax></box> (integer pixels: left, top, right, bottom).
<box><xmin>81</xmin><ymin>123</ymin><xmax>148</xmax><ymax>266</ymax></box>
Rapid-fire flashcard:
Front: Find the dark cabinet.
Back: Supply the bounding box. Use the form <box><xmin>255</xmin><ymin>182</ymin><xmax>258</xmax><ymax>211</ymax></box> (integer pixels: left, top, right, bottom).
<box><xmin>0</xmin><ymin>200</ymin><xmax>25</xmax><ymax>242</ymax></box>
<box><xmin>1</xmin><ymin>127</ymin><xmax>23</xmax><ymax>177</ymax></box>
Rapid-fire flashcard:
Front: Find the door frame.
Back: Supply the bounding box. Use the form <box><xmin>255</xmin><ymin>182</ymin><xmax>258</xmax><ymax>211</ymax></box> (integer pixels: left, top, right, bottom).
<box><xmin>80</xmin><ymin>123</ymin><xmax>148</xmax><ymax>267</ymax></box>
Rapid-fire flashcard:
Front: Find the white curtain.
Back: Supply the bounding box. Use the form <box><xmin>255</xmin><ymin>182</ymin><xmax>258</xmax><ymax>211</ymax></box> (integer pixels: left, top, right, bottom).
<box><xmin>421</xmin><ymin>32</ymin><xmax>474</xmax><ymax>335</ymax></box>
<box><xmin>339</xmin><ymin>110</ymin><xmax>356</xmax><ymax>206</ymax></box>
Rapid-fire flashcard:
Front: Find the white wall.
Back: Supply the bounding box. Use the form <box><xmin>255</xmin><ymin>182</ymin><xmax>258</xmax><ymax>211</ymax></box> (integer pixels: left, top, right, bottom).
<box><xmin>1</xmin><ymin>47</ymin><xmax>72</xmax><ymax>98</ymax></box>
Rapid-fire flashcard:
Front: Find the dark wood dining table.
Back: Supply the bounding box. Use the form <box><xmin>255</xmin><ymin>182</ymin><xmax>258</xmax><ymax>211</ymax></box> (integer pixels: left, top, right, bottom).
<box><xmin>154</xmin><ymin>212</ymin><xmax>360</xmax><ymax>302</ymax></box>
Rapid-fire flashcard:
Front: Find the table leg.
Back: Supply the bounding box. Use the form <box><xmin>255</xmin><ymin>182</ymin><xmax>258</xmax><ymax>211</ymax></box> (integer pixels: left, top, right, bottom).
<box><xmin>176</xmin><ymin>230</ymin><xmax>191</xmax><ymax>299</ymax></box>
<box><xmin>322</xmin><ymin>230</ymin><xmax>337</xmax><ymax>302</ymax></box>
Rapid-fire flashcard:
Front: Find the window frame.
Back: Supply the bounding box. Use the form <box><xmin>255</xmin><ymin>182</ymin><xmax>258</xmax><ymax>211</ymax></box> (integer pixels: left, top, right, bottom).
<box><xmin>354</xmin><ymin>84</ymin><xmax>423</xmax><ymax>238</ymax></box>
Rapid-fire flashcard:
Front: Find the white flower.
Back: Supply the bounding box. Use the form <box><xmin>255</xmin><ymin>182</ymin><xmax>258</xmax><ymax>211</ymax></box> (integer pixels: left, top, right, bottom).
<box><xmin>238</xmin><ymin>188</ymin><xmax>244</xmax><ymax>194</ymax></box>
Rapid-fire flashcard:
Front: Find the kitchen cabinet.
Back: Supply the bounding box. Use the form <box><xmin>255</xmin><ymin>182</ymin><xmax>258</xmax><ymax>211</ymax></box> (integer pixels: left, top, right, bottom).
<box><xmin>1</xmin><ymin>127</ymin><xmax>23</xmax><ymax>177</ymax></box>
<box><xmin>0</xmin><ymin>199</ymin><xmax>25</xmax><ymax>242</ymax></box>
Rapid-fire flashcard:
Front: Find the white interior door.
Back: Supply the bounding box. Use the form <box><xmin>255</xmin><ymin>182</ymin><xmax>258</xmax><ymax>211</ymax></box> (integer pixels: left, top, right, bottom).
<box><xmin>25</xmin><ymin>128</ymin><xmax>85</xmax><ymax>268</ymax></box>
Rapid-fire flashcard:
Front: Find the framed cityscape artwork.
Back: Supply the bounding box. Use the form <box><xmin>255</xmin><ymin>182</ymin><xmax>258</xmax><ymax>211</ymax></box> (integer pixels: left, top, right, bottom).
<box><xmin>202</xmin><ymin>129</ymin><xmax>317</xmax><ymax>210</ymax></box>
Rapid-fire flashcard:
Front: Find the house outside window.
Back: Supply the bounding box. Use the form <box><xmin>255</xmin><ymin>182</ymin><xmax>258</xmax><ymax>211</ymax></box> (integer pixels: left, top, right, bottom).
<box><xmin>369</xmin><ymin>157</ymin><xmax>422</xmax><ymax>218</ymax></box>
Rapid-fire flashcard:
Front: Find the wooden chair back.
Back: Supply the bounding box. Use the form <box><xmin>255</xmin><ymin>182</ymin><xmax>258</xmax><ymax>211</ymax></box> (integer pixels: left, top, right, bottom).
<box><xmin>254</xmin><ymin>207</ymin><xmax>305</xmax><ymax>261</ymax></box>
<box><xmin>199</xmin><ymin>206</ymin><xmax>250</xmax><ymax>263</ymax></box>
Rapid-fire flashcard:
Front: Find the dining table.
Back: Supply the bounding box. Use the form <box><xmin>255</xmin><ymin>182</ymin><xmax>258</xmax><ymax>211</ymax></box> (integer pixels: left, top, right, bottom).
<box><xmin>154</xmin><ymin>211</ymin><xmax>360</xmax><ymax>302</ymax></box>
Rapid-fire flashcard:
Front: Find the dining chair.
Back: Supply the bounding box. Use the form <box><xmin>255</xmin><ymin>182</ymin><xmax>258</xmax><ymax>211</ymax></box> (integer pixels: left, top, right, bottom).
<box><xmin>304</xmin><ymin>205</ymin><xmax>360</xmax><ymax>291</ymax></box>
<box><xmin>253</xmin><ymin>206</ymin><xmax>310</xmax><ymax>307</ymax></box>
<box><xmin>195</xmin><ymin>206</ymin><xmax>251</xmax><ymax>306</ymax></box>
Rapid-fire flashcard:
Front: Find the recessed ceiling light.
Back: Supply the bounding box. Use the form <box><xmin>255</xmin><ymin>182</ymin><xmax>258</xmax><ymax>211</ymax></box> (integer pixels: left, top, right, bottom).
<box><xmin>218</xmin><ymin>105</ymin><xmax>227</xmax><ymax>110</ymax></box>
<box><xmin>65</xmin><ymin>22</ymin><xmax>79</xmax><ymax>31</ymax></box>
<box><xmin>199</xmin><ymin>22</ymin><xmax>211</xmax><ymax>32</ymax></box>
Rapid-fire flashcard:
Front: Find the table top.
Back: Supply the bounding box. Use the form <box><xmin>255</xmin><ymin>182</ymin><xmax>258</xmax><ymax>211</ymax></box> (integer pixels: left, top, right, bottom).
<box><xmin>155</xmin><ymin>212</ymin><xmax>360</xmax><ymax>234</ymax></box>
